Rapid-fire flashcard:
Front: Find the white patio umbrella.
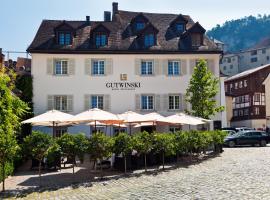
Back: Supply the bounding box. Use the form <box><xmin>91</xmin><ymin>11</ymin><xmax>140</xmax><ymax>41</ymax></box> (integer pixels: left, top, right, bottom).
<box><xmin>68</xmin><ymin>108</ymin><xmax>122</xmax><ymax>132</ymax></box>
<box><xmin>21</xmin><ymin>110</ymin><xmax>74</xmax><ymax>137</ymax></box>
<box><xmin>117</xmin><ymin>111</ymin><xmax>148</xmax><ymax>135</ymax></box>
<box><xmin>165</xmin><ymin>113</ymin><xmax>207</xmax><ymax>126</ymax></box>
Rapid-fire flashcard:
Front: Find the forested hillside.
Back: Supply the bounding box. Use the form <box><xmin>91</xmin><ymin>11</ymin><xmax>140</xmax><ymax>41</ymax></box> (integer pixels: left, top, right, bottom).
<box><xmin>207</xmin><ymin>15</ymin><xmax>270</xmax><ymax>52</ymax></box>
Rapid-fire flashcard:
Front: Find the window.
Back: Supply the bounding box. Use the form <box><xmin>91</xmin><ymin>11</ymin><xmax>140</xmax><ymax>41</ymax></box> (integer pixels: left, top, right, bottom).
<box><xmin>227</xmin><ymin>58</ymin><xmax>231</xmax><ymax>63</ymax></box>
<box><xmin>91</xmin><ymin>95</ymin><xmax>104</xmax><ymax>109</ymax></box>
<box><xmin>144</xmin><ymin>34</ymin><xmax>155</xmax><ymax>47</ymax></box>
<box><xmin>244</xmin><ymin>109</ymin><xmax>249</xmax><ymax>116</ymax></box>
<box><xmin>262</xmin><ymin>49</ymin><xmax>266</xmax><ymax>54</ymax></box>
<box><xmin>235</xmin><ymin>82</ymin><xmax>238</xmax><ymax>89</ymax></box>
<box><xmin>255</xmin><ymin>107</ymin><xmax>260</xmax><ymax>115</ymax></box>
<box><xmin>233</xmin><ymin>110</ymin><xmax>238</xmax><ymax>117</ymax></box>
<box><xmin>55</xmin><ymin>60</ymin><xmax>68</xmax><ymax>75</ymax></box>
<box><xmin>141</xmin><ymin>61</ymin><xmax>153</xmax><ymax>75</ymax></box>
<box><xmin>92</xmin><ymin>60</ymin><xmax>105</xmax><ymax>75</ymax></box>
<box><xmin>95</xmin><ymin>33</ymin><xmax>107</xmax><ymax>47</ymax></box>
<box><xmin>136</xmin><ymin>22</ymin><xmax>145</xmax><ymax>31</ymax></box>
<box><xmin>169</xmin><ymin>127</ymin><xmax>181</xmax><ymax>133</ymax></box>
<box><xmin>191</xmin><ymin>34</ymin><xmax>202</xmax><ymax>46</ymax></box>
<box><xmin>54</xmin><ymin>96</ymin><xmax>68</xmax><ymax>111</ymax></box>
<box><xmin>168</xmin><ymin>61</ymin><xmax>180</xmax><ymax>75</ymax></box>
<box><xmin>239</xmin><ymin>110</ymin><xmax>244</xmax><ymax>116</ymax></box>
<box><xmin>141</xmin><ymin>95</ymin><xmax>154</xmax><ymax>110</ymax></box>
<box><xmin>169</xmin><ymin>95</ymin><xmax>180</xmax><ymax>110</ymax></box>
<box><xmin>253</xmin><ymin>93</ymin><xmax>265</xmax><ymax>105</ymax></box>
<box><xmin>239</xmin><ymin>81</ymin><xmax>243</xmax><ymax>88</ymax></box>
<box><xmin>267</xmin><ymin>56</ymin><xmax>270</xmax><ymax>61</ymax></box>
<box><xmin>223</xmin><ymin>66</ymin><xmax>227</xmax><ymax>71</ymax></box>
<box><xmin>55</xmin><ymin>127</ymin><xmax>67</xmax><ymax>137</ymax></box>
<box><xmin>230</xmin><ymin>65</ymin><xmax>233</xmax><ymax>69</ymax></box>
<box><xmin>175</xmin><ymin>23</ymin><xmax>184</xmax><ymax>32</ymax></box>
<box><xmin>232</xmin><ymin>95</ymin><xmax>250</xmax><ymax>109</ymax></box>
<box><xmin>244</xmin><ymin>80</ymin><xmax>248</xmax><ymax>87</ymax></box>
<box><xmin>251</xmin><ymin>57</ymin><xmax>257</xmax><ymax>63</ymax></box>
<box><xmin>58</xmin><ymin>32</ymin><xmax>72</xmax><ymax>45</ymax></box>
<box><xmin>251</xmin><ymin>50</ymin><xmax>257</xmax><ymax>56</ymax></box>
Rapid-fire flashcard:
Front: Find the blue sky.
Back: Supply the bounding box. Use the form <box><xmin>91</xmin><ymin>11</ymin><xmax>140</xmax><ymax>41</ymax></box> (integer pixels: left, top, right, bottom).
<box><xmin>1</xmin><ymin>0</ymin><xmax>270</xmax><ymax>58</ymax></box>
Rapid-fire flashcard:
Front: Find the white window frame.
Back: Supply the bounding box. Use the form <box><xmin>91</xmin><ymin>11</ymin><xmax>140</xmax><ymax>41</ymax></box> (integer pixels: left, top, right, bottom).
<box><xmin>54</xmin><ymin>95</ymin><xmax>68</xmax><ymax>111</ymax></box>
<box><xmin>141</xmin><ymin>95</ymin><xmax>154</xmax><ymax>110</ymax></box>
<box><xmin>168</xmin><ymin>61</ymin><xmax>181</xmax><ymax>76</ymax></box>
<box><xmin>169</xmin><ymin>95</ymin><xmax>180</xmax><ymax>110</ymax></box>
<box><xmin>141</xmin><ymin>61</ymin><xmax>153</xmax><ymax>75</ymax></box>
<box><xmin>91</xmin><ymin>95</ymin><xmax>104</xmax><ymax>109</ymax></box>
<box><xmin>55</xmin><ymin>127</ymin><xmax>67</xmax><ymax>137</ymax></box>
<box><xmin>92</xmin><ymin>60</ymin><xmax>105</xmax><ymax>75</ymax></box>
<box><xmin>55</xmin><ymin>60</ymin><xmax>68</xmax><ymax>75</ymax></box>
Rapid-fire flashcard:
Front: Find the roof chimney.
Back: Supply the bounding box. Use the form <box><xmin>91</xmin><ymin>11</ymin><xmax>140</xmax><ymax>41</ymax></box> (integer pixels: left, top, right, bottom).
<box><xmin>104</xmin><ymin>11</ymin><xmax>111</xmax><ymax>22</ymax></box>
<box><xmin>112</xmin><ymin>2</ymin><xmax>118</xmax><ymax>15</ymax></box>
<box><xmin>86</xmin><ymin>16</ymin><xmax>90</xmax><ymax>22</ymax></box>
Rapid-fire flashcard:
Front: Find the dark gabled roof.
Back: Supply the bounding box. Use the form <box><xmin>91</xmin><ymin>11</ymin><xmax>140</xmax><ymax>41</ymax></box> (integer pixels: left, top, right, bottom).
<box><xmin>27</xmin><ymin>9</ymin><xmax>221</xmax><ymax>54</ymax></box>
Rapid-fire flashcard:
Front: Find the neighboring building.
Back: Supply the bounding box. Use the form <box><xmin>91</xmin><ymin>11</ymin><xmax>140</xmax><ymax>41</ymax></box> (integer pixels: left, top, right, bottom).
<box><xmin>0</xmin><ymin>48</ymin><xmax>4</xmax><ymax>69</ymax></box>
<box><xmin>225</xmin><ymin>64</ymin><xmax>270</xmax><ymax>129</ymax></box>
<box><xmin>27</xmin><ymin>2</ymin><xmax>225</xmax><ymax>136</ymax></box>
<box><xmin>263</xmin><ymin>74</ymin><xmax>270</xmax><ymax>128</ymax></box>
<box><xmin>16</xmin><ymin>57</ymin><xmax>31</xmax><ymax>74</ymax></box>
<box><xmin>220</xmin><ymin>37</ymin><xmax>270</xmax><ymax>76</ymax></box>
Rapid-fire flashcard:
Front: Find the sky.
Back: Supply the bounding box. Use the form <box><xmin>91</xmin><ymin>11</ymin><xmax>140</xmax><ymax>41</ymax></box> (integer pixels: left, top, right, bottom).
<box><xmin>1</xmin><ymin>0</ymin><xmax>270</xmax><ymax>59</ymax></box>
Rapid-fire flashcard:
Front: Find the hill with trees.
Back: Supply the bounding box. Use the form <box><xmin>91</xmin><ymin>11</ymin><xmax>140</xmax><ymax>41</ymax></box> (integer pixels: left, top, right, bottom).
<box><xmin>207</xmin><ymin>15</ymin><xmax>270</xmax><ymax>52</ymax></box>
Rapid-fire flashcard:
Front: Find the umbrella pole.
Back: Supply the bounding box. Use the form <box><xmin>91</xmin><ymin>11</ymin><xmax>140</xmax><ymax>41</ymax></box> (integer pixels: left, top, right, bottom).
<box><xmin>129</xmin><ymin>123</ymin><xmax>131</xmax><ymax>135</ymax></box>
<box><xmin>95</xmin><ymin>120</ymin><xmax>97</xmax><ymax>133</ymax></box>
<box><xmin>110</xmin><ymin>126</ymin><xmax>112</xmax><ymax>137</ymax></box>
<box><xmin>53</xmin><ymin>121</ymin><xmax>55</xmax><ymax>138</ymax></box>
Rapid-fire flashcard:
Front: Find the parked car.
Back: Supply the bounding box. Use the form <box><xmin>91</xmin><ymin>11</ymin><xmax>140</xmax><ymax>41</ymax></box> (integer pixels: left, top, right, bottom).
<box><xmin>221</xmin><ymin>127</ymin><xmax>238</xmax><ymax>132</ymax></box>
<box><xmin>222</xmin><ymin>130</ymin><xmax>237</xmax><ymax>136</ymax></box>
<box><xmin>235</xmin><ymin>127</ymin><xmax>255</xmax><ymax>132</ymax></box>
<box><xmin>224</xmin><ymin>131</ymin><xmax>268</xmax><ymax>147</ymax></box>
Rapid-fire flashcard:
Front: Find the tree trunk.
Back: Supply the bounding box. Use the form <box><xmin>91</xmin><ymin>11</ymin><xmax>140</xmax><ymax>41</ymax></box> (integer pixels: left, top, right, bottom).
<box><xmin>144</xmin><ymin>154</ymin><xmax>147</xmax><ymax>172</ymax></box>
<box><xmin>162</xmin><ymin>151</ymin><xmax>165</xmax><ymax>170</ymax></box>
<box><xmin>176</xmin><ymin>152</ymin><xmax>179</xmax><ymax>165</ymax></box>
<box><xmin>2</xmin><ymin>163</ymin><xmax>5</xmax><ymax>192</ymax></box>
<box><xmin>38</xmin><ymin>160</ymin><xmax>42</xmax><ymax>187</ymax></box>
<box><xmin>124</xmin><ymin>155</ymin><xmax>127</xmax><ymax>174</ymax></box>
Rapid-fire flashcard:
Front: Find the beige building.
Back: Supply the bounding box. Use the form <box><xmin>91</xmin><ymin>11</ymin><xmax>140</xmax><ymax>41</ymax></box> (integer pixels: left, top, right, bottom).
<box><xmin>263</xmin><ymin>74</ymin><xmax>270</xmax><ymax>127</ymax></box>
<box><xmin>27</xmin><ymin>3</ymin><xmax>226</xmax><ymax>135</ymax></box>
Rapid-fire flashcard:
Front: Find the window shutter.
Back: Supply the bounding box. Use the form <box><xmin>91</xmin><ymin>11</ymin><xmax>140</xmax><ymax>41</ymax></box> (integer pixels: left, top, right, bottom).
<box><xmin>181</xmin><ymin>60</ymin><xmax>187</xmax><ymax>75</ymax></box>
<box><xmin>84</xmin><ymin>94</ymin><xmax>91</xmax><ymax>110</ymax></box>
<box><xmin>47</xmin><ymin>95</ymin><xmax>54</xmax><ymax>110</ymax></box>
<box><xmin>155</xmin><ymin>94</ymin><xmax>161</xmax><ymax>111</ymax></box>
<box><xmin>162</xmin><ymin>59</ymin><xmax>168</xmax><ymax>76</ymax></box>
<box><xmin>207</xmin><ymin>59</ymin><xmax>215</xmax><ymax>75</ymax></box>
<box><xmin>135</xmin><ymin>59</ymin><xmax>141</xmax><ymax>75</ymax></box>
<box><xmin>85</xmin><ymin>59</ymin><xmax>91</xmax><ymax>75</ymax></box>
<box><xmin>182</xmin><ymin>94</ymin><xmax>187</xmax><ymax>112</ymax></box>
<box><xmin>162</xmin><ymin>94</ymin><xmax>169</xmax><ymax>111</ymax></box>
<box><xmin>190</xmin><ymin>59</ymin><xmax>196</xmax><ymax>75</ymax></box>
<box><xmin>135</xmin><ymin>94</ymin><xmax>141</xmax><ymax>111</ymax></box>
<box><xmin>47</xmin><ymin>58</ymin><xmax>54</xmax><ymax>75</ymax></box>
<box><xmin>67</xmin><ymin>95</ymin><xmax>73</xmax><ymax>112</ymax></box>
<box><xmin>68</xmin><ymin>59</ymin><xmax>75</xmax><ymax>75</ymax></box>
<box><xmin>154</xmin><ymin>59</ymin><xmax>160</xmax><ymax>75</ymax></box>
<box><xmin>91</xmin><ymin>59</ymin><xmax>95</xmax><ymax>75</ymax></box>
<box><xmin>105</xmin><ymin>58</ymin><xmax>113</xmax><ymax>75</ymax></box>
<box><xmin>104</xmin><ymin>94</ymin><xmax>111</xmax><ymax>111</ymax></box>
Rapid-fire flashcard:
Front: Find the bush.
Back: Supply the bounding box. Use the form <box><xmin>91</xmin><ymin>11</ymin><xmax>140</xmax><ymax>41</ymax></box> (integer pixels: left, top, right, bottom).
<box><xmin>0</xmin><ymin>162</ymin><xmax>14</xmax><ymax>183</ymax></box>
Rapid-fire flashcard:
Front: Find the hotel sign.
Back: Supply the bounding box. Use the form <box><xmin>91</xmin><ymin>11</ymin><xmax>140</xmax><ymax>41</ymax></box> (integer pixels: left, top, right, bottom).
<box><xmin>106</xmin><ymin>82</ymin><xmax>141</xmax><ymax>90</ymax></box>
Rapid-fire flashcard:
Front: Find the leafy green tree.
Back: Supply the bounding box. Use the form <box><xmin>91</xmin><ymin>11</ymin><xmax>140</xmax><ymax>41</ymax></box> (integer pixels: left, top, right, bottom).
<box><xmin>88</xmin><ymin>132</ymin><xmax>113</xmax><ymax>171</ymax></box>
<box><xmin>153</xmin><ymin>133</ymin><xmax>175</xmax><ymax>170</ymax></box>
<box><xmin>0</xmin><ymin>69</ymin><xmax>28</xmax><ymax>191</ymax></box>
<box><xmin>185</xmin><ymin>59</ymin><xmax>224</xmax><ymax>119</ymax></box>
<box><xmin>23</xmin><ymin>131</ymin><xmax>53</xmax><ymax>186</ymax></box>
<box><xmin>132</xmin><ymin>131</ymin><xmax>153</xmax><ymax>172</ymax></box>
<box><xmin>113</xmin><ymin>133</ymin><xmax>133</xmax><ymax>173</ymax></box>
<box><xmin>46</xmin><ymin>142</ymin><xmax>61</xmax><ymax>170</ymax></box>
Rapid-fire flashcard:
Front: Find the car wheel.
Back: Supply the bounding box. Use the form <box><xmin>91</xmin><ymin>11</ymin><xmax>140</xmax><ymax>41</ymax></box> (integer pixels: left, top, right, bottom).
<box><xmin>260</xmin><ymin>140</ymin><xmax>267</xmax><ymax>147</ymax></box>
<box><xmin>228</xmin><ymin>141</ymin><xmax>235</xmax><ymax>148</ymax></box>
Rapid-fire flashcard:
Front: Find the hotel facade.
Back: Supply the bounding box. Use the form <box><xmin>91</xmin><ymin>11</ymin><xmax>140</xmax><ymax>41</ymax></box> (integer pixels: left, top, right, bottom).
<box><xmin>28</xmin><ymin>3</ymin><xmax>226</xmax><ymax>136</ymax></box>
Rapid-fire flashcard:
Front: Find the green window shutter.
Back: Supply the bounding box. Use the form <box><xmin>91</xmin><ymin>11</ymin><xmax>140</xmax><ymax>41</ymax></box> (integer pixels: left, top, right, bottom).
<box><xmin>85</xmin><ymin>59</ymin><xmax>91</xmax><ymax>75</ymax></box>
<box><xmin>67</xmin><ymin>95</ymin><xmax>73</xmax><ymax>112</ymax></box>
<box><xmin>135</xmin><ymin>59</ymin><xmax>141</xmax><ymax>75</ymax></box>
<box><xmin>84</xmin><ymin>94</ymin><xmax>91</xmax><ymax>110</ymax></box>
<box><xmin>47</xmin><ymin>95</ymin><xmax>54</xmax><ymax>110</ymax></box>
<box><xmin>105</xmin><ymin>58</ymin><xmax>113</xmax><ymax>75</ymax></box>
<box><xmin>68</xmin><ymin>59</ymin><xmax>75</xmax><ymax>75</ymax></box>
<box><xmin>47</xmin><ymin>58</ymin><xmax>53</xmax><ymax>75</ymax></box>
<box><xmin>135</xmin><ymin>94</ymin><xmax>141</xmax><ymax>111</ymax></box>
<box><xmin>104</xmin><ymin>94</ymin><xmax>111</xmax><ymax>111</ymax></box>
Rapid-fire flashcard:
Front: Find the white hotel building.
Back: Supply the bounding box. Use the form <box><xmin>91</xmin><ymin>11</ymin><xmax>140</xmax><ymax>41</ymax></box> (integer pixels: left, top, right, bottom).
<box><xmin>28</xmin><ymin>3</ymin><xmax>226</xmax><ymax>136</ymax></box>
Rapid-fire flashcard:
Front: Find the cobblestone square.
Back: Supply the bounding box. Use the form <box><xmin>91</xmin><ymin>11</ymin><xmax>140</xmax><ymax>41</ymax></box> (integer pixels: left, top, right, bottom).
<box><xmin>2</xmin><ymin>147</ymin><xmax>270</xmax><ymax>199</ymax></box>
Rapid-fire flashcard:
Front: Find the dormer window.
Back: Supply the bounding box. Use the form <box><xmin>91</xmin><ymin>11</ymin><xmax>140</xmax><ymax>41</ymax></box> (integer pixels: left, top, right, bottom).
<box><xmin>136</xmin><ymin>22</ymin><xmax>145</xmax><ymax>31</ymax></box>
<box><xmin>95</xmin><ymin>33</ymin><xmax>107</xmax><ymax>47</ymax></box>
<box><xmin>58</xmin><ymin>32</ymin><xmax>72</xmax><ymax>45</ymax></box>
<box><xmin>175</xmin><ymin>23</ymin><xmax>184</xmax><ymax>33</ymax></box>
<box><xmin>144</xmin><ymin>34</ymin><xmax>155</xmax><ymax>47</ymax></box>
<box><xmin>191</xmin><ymin>33</ymin><xmax>202</xmax><ymax>47</ymax></box>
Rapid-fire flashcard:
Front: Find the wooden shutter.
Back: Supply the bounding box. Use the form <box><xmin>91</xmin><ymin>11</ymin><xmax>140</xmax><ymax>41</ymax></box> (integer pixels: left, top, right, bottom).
<box><xmin>182</xmin><ymin>94</ymin><xmax>188</xmax><ymax>112</ymax></box>
<box><xmin>207</xmin><ymin>59</ymin><xmax>215</xmax><ymax>75</ymax></box>
<box><xmin>67</xmin><ymin>95</ymin><xmax>73</xmax><ymax>112</ymax></box>
<box><xmin>162</xmin><ymin>94</ymin><xmax>169</xmax><ymax>111</ymax></box>
<box><xmin>105</xmin><ymin>58</ymin><xmax>113</xmax><ymax>75</ymax></box>
<box><xmin>85</xmin><ymin>59</ymin><xmax>91</xmax><ymax>75</ymax></box>
<box><xmin>190</xmin><ymin>59</ymin><xmax>196</xmax><ymax>75</ymax></box>
<box><xmin>181</xmin><ymin>60</ymin><xmax>187</xmax><ymax>75</ymax></box>
<box><xmin>84</xmin><ymin>94</ymin><xmax>91</xmax><ymax>110</ymax></box>
<box><xmin>154</xmin><ymin>59</ymin><xmax>160</xmax><ymax>75</ymax></box>
<box><xmin>68</xmin><ymin>59</ymin><xmax>75</xmax><ymax>75</ymax></box>
<box><xmin>47</xmin><ymin>95</ymin><xmax>54</xmax><ymax>110</ymax></box>
<box><xmin>135</xmin><ymin>94</ymin><xmax>141</xmax><ymax>111</ymax></box>
<box><xmin>47</xmin><ymin>58</ymin><xmax>53</xmax><ymax>75</ymax></box>
<box><xmin>104</xmin><ymin>94</ymin><xmax>111</xmax><ymax>111</ymax></box>
<box><xmin>155</xmin><ymin>94</ymin><xmax>161</xmax><ymax>111</ymax></box>
<box><xmin>135</xmin><ymin>59</ymin><xmax>141</xmax><ymax>75</ymax></box>
<box><xmin>162</xmin><ymin>59</ymin><xmax>168</xmax><ymax>76</ymax></box>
